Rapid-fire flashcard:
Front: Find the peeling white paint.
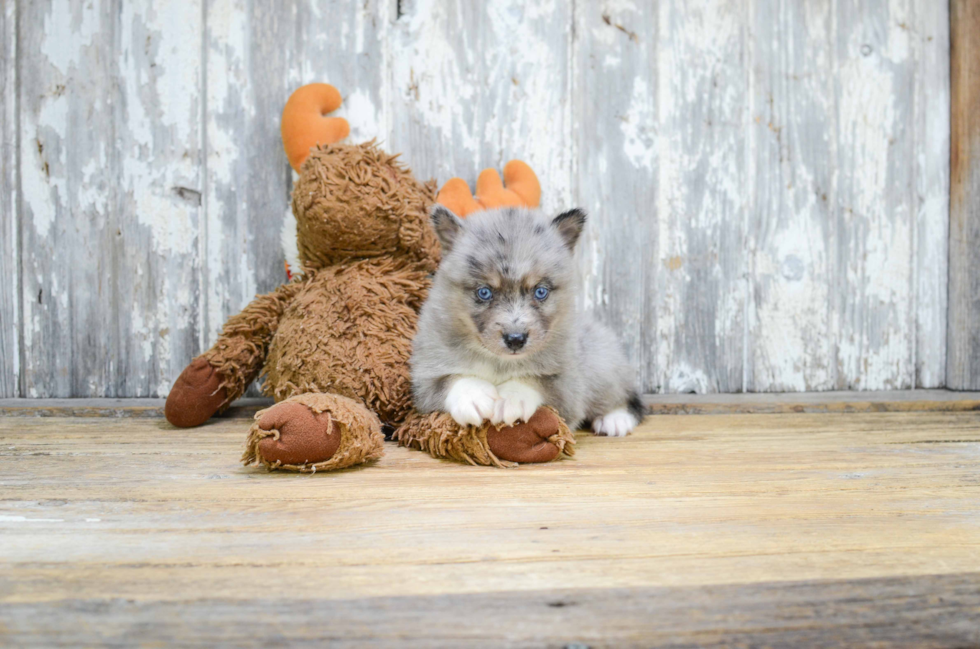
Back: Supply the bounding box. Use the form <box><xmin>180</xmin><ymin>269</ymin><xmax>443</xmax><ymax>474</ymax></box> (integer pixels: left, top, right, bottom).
<box><xmin>344</xmin><ymin>88</ymin><xmax>383</xmax><ymax>142</ymax></box>
<box><xmin>120</xmin><ymin>2</ymin><xmax>201</xmax><ymax>257</ymax></box>
<box><xmin>8</xmin><ymin>0</ymin><xmax>952</xmax><ymax>396</ymax></box>
<box><xmin>667</xmin><ymin>362</ymin><xmax>711</xmax><ymax>394</ymax></box>
<box><xmin>620</xmin><ymin>77</ymin><xmax>655</xmax><ymax>171</ymax></box>
<box><xmin>40</xmin><ymin>2</ymin><xmax>100</xmax><ymax>75</ymax></box>
<box><xmin>390</xmin><ymin>0</ymin><xmax>480</xmax><ymax>158</ymax></box>
<box><xmin>389</xmin><ymin>0</ymin><xmax>572</xmax><ymax>212</ymax></box>
<box><xmin>22</xmin><ymin>93</ymin><xmax>68</xmax><ymax>240</ymax></box>
<box><xmin>912</xmin><ymin>0</ymin><xmax>950</xmax><ymax>388</ymax></box>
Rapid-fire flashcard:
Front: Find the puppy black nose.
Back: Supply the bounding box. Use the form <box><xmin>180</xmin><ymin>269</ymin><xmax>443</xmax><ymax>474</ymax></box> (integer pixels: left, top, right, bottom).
<box><xmin>503</xmin><ymin>332</ymin><xmax>528</xmax><ymax>351</ymax></box>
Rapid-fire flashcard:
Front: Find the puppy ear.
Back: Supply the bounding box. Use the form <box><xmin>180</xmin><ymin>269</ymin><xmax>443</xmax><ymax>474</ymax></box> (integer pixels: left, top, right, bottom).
<box><xmin>431</xmin><ymin>204</ymin><xmax>464</xmax><ymax>252</ymax></box>
<box><xmin>551</xmin><ymin>208</ymin><xmax>587</xmax><ymax>249</ymax></box>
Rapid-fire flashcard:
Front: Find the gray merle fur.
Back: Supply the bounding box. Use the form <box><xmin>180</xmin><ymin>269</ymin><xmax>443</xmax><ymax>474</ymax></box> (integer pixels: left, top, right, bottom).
<box><xmin>412</xmin><ymin>205</ymin><xmax>643</xmax><ymax>429</ymax></box>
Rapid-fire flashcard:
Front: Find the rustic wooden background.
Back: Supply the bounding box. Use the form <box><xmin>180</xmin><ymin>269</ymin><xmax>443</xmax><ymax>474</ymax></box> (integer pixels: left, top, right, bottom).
<box><xmin>0</xmin><ymin>0</ymin><xmax>953</xmax><ymax>398</ymax></box>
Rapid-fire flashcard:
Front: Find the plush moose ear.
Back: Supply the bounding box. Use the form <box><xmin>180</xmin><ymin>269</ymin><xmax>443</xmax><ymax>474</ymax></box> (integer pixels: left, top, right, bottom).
<box><xmin>431</xmin><ymin>204</ymin><xmax>464</xmax><ymax>252</ymax></box>
<box><xmin>551</xmin><ymin>208</ymin><xmax>587</xmax><ymax>249</ymax></box>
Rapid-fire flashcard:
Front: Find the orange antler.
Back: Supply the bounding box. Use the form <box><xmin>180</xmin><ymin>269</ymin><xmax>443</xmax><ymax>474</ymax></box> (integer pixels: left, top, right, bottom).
<box><xmin>281</xmin><ymin>83</ymin><xmax>350</xmax><ymax>172</ymax></box>
<box><xmin>436</xmin><ymin>160</ymin><xmax>541</xmax><ymax>217</ymax></box>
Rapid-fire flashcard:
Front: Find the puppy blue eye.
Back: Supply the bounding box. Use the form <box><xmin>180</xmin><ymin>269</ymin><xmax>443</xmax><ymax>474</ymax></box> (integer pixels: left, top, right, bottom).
<box><xmin>534</xmin><ymin>286</ymin><xmax>550</xmax><ymax>300</ymax></box>
<box><xmin>476</xmin><ymin>287</ymin><xmax>493</xmax><ymax>301</ymax></box>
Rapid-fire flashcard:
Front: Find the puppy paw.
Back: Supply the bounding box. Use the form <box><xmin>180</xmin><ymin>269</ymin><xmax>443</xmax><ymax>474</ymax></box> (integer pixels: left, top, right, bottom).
<box><xmin>592</xmin><ymin>408</ymin><xmax>637</xmax><ymax>437</ymax></box>
<box><xmin>492</xmin><ymin>380</ymin><xmax>543</xmax><ymax>426</ymax></box>
<box><xmin>446</xmin><ymin>378</ymin><xmax>499</xmax><ymax>427</ymax></box>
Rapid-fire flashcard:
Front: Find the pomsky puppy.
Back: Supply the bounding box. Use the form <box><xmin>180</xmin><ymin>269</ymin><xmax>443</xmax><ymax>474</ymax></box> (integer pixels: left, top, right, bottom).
<box><xmin>411</xmin><ymin>205</ymin><xmax>644</xmax><ymax>436</ymax></box>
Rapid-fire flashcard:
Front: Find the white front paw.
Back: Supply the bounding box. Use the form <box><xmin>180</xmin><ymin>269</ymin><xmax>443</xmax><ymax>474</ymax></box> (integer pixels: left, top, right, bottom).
<box><xmin>491</xmin><ymin>380</ymin><xmax>543</xmax><ymax>426</ymax></box>
<box><xmin>592</xmin><ymin>408</ymin><xmax>637</xmax><ymax>437</ymax></box>
<box><xmin>446</xmin><ymin>378</ymin><xmax>499</xmax><ymax>427</ymax></box>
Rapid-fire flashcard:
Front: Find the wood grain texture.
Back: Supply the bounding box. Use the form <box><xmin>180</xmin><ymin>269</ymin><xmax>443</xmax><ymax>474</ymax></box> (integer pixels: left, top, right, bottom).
<box><xmin>387</xmin><ymin>0</ymin><xmax>573</xmax><ymax>212</ymax></box>
<box><xmin>2</xmin><ymin>574</ymin><xmax>979</xmax><ymax>648</ymax></box>
<box><xmin>655</xmin><ymin>0</ymin><xmax>747</xmax><ymax>393</ymax></box>
<box><xmin>203</xmin><ymin>0</ymin><xmax>278</xmax><ymax>352</ymax></box>
<box><xmin>834</xmin><ymin>0</ymin><xmax>918</xmax><ymax>391</ymax></box>
<box><xmin>748</xmin><ymin>0</ymin><xmax>951</xmax><ymax>392</ymax></box>
<box><xmin>747</xmin><ymin>0</ymin><xmax>836</xmax><ymax>392</ymax></box>
<box><xmin>116</xmin><ymin>0</ymin><xmax>205</xmax><ymax>397</ymax></box>
<box><xmin>1</xmin><ymin>412</ymin><xmax>979</xmax><ymax>644</ymax></box>
<box><xmin>948</xmin><ymin>0</ymin><xmax>980</xmax><ymax>390</ymax></box>
<box><xmin>19</xmin><ymin>0</ymin><xmax>118</xmax><ymax>397</ymax></box>
<box><xmin>0</xmin><ymin>0</ymin><xmax>17</xmax><ymax>398</ymax></box>
<box><xmin>913</xmin><ymin>0</ymin><xmax>950</xmax><ymax>388</ymax></box>
<box><xmin>3</xmin><ymin>1</ymin><xmax>956</xmax><ymax>395</ymax></box>
<box><xmin>572</xmin><ymin>1</ymin><xmax>658</xmax><ymax>393</ymax></box>
<box><xmin>18</xmin><ymin>0</ymin><xmax>204</xmax><ymax>398</ymax></box>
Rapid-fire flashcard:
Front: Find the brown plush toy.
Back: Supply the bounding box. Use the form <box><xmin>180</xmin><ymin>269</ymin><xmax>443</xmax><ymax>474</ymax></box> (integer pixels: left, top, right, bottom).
<box><xmin>164</xmin><ymin>83</ymin><xmax>574</xmax><ymax>471</ymax></box>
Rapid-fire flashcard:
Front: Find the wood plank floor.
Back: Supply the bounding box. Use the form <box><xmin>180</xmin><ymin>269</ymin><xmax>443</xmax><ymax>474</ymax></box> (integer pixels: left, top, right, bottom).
<box><xmin>1</xmin><ymin>410</ymin><xmax>979</xmax><ymax>647</ymax></box>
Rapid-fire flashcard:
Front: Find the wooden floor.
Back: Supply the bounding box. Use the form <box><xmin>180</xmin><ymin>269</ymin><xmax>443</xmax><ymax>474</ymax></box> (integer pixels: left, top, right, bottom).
<box><xmin>1</xmin><ymin>407</ymin><xmax>979</xmax><ymax>647</ymax></box>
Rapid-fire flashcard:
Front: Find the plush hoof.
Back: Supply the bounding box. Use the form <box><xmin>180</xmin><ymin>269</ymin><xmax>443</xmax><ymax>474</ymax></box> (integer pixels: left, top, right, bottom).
<box><xmin>395</xmin><ymin>405</ymin><xmax>575</xmax><ymax>467</ymax></box>
<box><xmin>487</xmin><ymin>407</ymin><xmax>564</xmax><ymax>463</ymax></box>
<box><xmin>164</xmin><ymin>357</ymin><xmax>227</xmax><ymax>428</ymax></box>
<box><xmin>254</xmin><ymin>401</ymin><xmax>342</xmax><ymax>466</ymax></box>
<box><xmin>243</xmin><ymin>393</ymin><xmax>385</xmax><ymax>472</ymax></box>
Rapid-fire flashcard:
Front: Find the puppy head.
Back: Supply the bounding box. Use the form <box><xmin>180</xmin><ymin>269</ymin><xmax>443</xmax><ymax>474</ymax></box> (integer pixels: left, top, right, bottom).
<box><xmin>431</xmin><ymin>205</ymin><xmax>586</xmax><ymax>359</ymax></box>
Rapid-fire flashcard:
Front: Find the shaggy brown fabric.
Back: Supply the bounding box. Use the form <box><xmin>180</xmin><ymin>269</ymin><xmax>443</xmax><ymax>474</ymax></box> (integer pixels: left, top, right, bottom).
<box><xmin>200</xmin><ymin>280</ymin><xmax>306</xmax><ymax>407</ymax></box>
<box><xmin>243</xmin><ymin>393</ymin><xmax>384</xmax><ymax>473</ymax></box>
<box><xmin>395</xmin><ymin>406</ymin><xmax>575</xmax><ymax>467</ymax></box>
<box><xmin>293</xmin><ymin>142</ymin><xmax>440</xmax><ymax>273</ymax></box>
<box><xmin>164</xmin><ymin>357</ymin><xmax>226</xmax><ymax>428</ymax></box>
<box><xmin>262</xmin><ymin>256</ymin><xmax>432</xmax><ymax>425</ymax></box>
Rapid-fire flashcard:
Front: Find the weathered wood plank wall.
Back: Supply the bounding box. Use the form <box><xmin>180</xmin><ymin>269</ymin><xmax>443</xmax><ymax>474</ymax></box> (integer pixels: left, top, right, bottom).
<box><xmin>573</xmin><ymin>1</ymin><xmax>657</xmax><ymax>393</ymax></box>
<box><xmin>1</xmin><ymin>0</ymin><xmax>17</xmax><ymax>398</ymax></box>
<box><xmin>17</xmin><ymin>0</ymin><xmax>205</xmax><ymax>398</ymax></box>
<box><xmin>1</xmin><ymin>0</ymin><xmax>952</xmax><ymax>397</ymax></box>
<box><xmin>948</xmin><ymin>0</ymin><xmax>980</xmax><ymax>390</ymax></box>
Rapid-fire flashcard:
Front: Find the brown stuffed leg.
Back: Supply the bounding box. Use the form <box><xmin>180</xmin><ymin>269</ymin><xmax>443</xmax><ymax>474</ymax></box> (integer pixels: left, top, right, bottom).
<box><xmin>395</xmin><ymin>406</ymin><xmax>575</xmax><ymax>468</ymax></box>
<box><xmin>164</xmin><ymin>357</ymin><xmax>228</xmax><ymax>427</ymax></box>
<box><xmin>165</xmin><ymin>280</ymin><xmax>305</xmax><ymax>428</ymax></box>
<box><xmin>242</xmin><ymin>392</ymin><xmax>385</xmax><ymax>472</ymax></box>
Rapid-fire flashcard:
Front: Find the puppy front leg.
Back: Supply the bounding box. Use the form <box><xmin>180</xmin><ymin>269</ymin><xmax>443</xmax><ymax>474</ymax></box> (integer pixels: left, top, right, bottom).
<box><xmin>445</xmin><ymin>377</ymin><xmax>499</xmax><ymax>427</ymax></box>
<box><xmin>492</xmin><ymin>379</ymin><xmax>544</xmax><ymax>426</ymax></box>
